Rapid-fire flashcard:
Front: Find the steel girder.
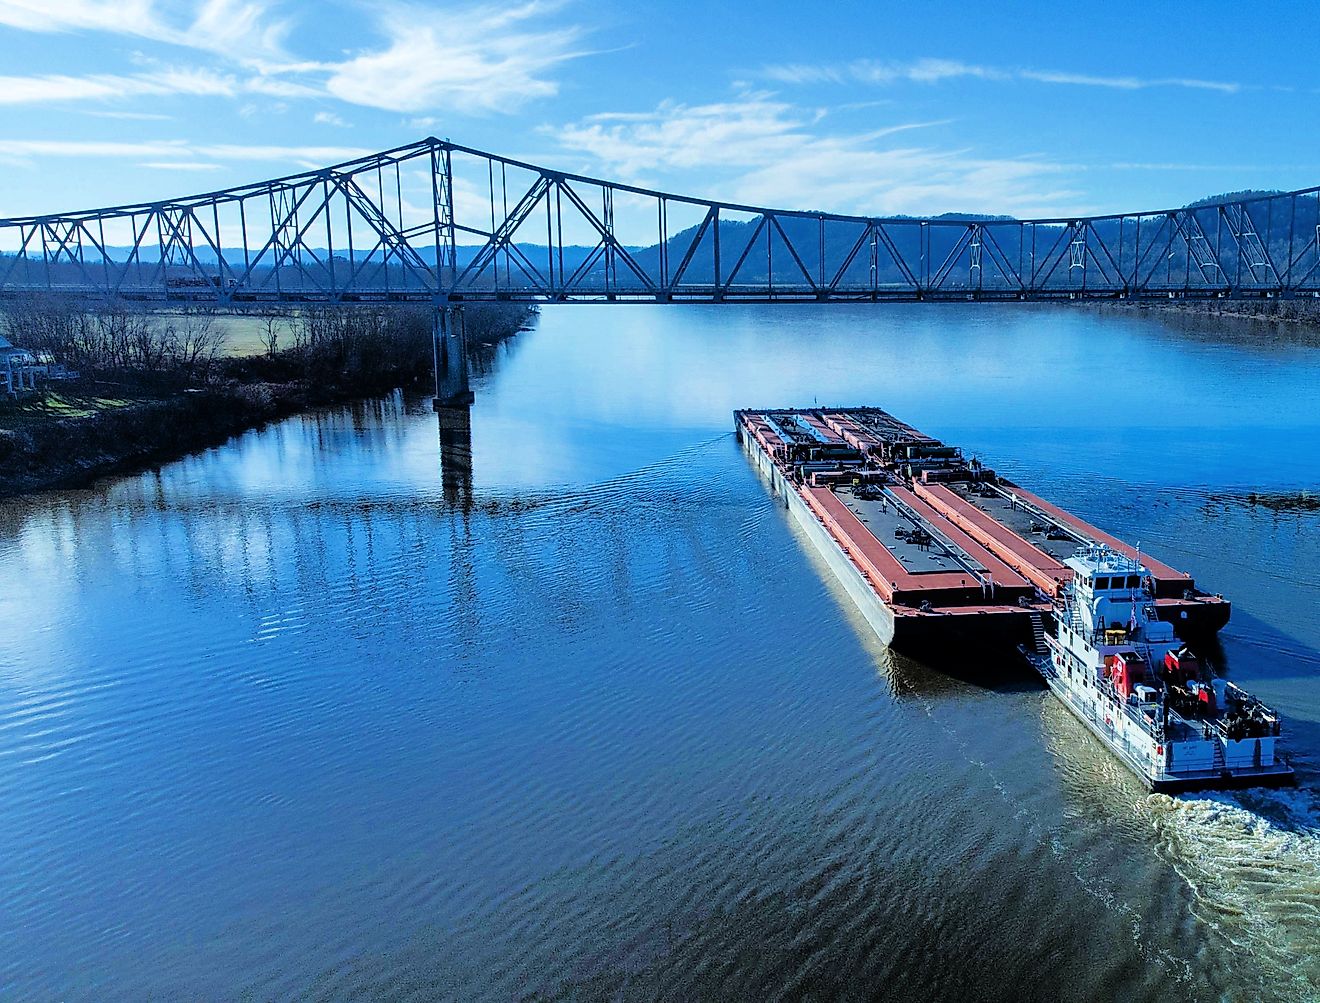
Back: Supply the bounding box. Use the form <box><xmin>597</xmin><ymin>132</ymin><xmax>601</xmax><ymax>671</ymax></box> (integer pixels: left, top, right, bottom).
<box><xmin>3</xmin><ymin>137</ymin><xmax>1320</xmax><ymax>304</ymax></box>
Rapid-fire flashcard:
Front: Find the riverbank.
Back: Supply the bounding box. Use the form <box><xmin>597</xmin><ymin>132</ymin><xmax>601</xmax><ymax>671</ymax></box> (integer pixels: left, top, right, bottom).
<box><xmin>1096</xmin><ymin>297</ymin><xmax>1320</xmax><ymax>330</ymax></box>
<box><xmin>0</xmin><ymin>304</ymin><xmax>533</xmax><ymax>498</ymax></box>
<box><xmin>1</xmin><ymin>382</ymin><xmax>376</xmax><ymax>498</ymax></box>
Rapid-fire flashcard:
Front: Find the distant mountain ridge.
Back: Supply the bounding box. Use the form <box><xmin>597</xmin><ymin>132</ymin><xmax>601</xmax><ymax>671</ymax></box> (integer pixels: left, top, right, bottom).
<box><xmin>1183</xmin><ymin>190</ymin><xmax>1290</xmax><ymax>210</ymax></box>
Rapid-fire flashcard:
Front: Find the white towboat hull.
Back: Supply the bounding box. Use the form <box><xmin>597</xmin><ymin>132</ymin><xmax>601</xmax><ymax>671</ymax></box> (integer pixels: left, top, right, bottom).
<box><xmin>1023</xmin><ymin>647</ymin><xmax>1295</xmax><ymax>793</ymax></box>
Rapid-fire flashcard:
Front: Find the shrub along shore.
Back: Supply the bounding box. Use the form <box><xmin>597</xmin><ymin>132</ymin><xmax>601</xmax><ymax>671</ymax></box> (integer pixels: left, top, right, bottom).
<box><xmin>0</xmin><ymin>300</ymin><xmax>531</xmax><ymax>498</ymax></box>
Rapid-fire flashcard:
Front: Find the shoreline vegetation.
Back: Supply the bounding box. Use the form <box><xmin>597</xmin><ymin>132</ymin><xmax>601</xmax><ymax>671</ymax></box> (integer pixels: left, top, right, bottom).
<box><xmin>0</xmin><ymin>300</ymin><xmax>532</xmax><ymax>499</ymax></box>
<box><xmin>1097</xmin><ymin>296</ymin><xmax>1320</xmax><ymax>328</ymax></box>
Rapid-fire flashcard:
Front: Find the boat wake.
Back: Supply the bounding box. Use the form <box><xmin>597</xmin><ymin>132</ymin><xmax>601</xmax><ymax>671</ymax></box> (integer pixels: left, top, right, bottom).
<box><xmin>900</xmin><ymin>678</ymin><xmax>1204</xmax><ymax>994</ymax></box>
<box><xmin>1141</xmin><ymin>788</ymin><xmax>1320</xmax><ymax>1001</ymax></box>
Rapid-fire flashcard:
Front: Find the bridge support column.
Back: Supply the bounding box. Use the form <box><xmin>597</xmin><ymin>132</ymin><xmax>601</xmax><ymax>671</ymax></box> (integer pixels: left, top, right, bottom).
<box><xmin>432</xmin><ymin>305</ymin><xmax>475</xmax><ymax>409</ymax></box>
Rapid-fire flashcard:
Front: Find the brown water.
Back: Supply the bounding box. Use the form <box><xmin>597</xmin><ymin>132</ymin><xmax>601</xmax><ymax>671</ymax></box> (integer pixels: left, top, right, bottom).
<box><xmin>1</xmin><ymin>304</ymin><xmax>1318</xmax><ymax>1000</ymax></box>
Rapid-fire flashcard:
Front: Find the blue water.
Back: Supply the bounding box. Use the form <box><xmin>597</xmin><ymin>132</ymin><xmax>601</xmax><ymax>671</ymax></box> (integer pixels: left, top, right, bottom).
<box><xmin>2</xmin><ymin>304</ymin><xmax>1319</xmax><ymax>1000</ymax></box>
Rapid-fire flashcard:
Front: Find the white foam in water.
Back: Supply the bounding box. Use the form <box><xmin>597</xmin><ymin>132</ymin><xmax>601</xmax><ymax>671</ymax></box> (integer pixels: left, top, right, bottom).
<box><xmin>1141</xmin><ymin>789</ymin><xmax>1320</xmax><ymax>1001</ymax></box>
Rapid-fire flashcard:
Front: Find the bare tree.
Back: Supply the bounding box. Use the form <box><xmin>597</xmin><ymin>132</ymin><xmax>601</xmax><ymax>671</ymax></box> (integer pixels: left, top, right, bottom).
<box><xmin>168</xmin><ymin>310</ymin><xmax>227</xmax><ymax>383</ymax></box>
<box><xmin>2</xmin><ymin>294</ymin><xmax>85</xmax><ymax>367</ymax></box>
<box><xmin>129</xmin><ymin>310</ymin><xmax>169</xmax><ymax>373</ymax></box>
<box><xmin>257</xmin><ymin>307</ymin><xmax>287</xmax><ymax>358</ymax></box>
<box><xmin>90</xmin><ymin>302</ymin><xmax>151</xmax><ymax>371</ymax></box>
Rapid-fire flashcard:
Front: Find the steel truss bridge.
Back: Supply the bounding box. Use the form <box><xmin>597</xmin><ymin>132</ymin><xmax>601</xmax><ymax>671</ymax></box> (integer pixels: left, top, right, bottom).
<box><xmin>3</xmin><ymin>137</ymin><xmax>1320</xmax><ymax>305</ymax></box>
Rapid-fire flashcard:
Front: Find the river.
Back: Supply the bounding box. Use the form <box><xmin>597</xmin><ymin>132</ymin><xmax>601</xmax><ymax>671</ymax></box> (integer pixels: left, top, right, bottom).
<box><xmin>1</xmin><ymin>304</ymin><xmax>1318</xmax><ymax>1001</ymax></box>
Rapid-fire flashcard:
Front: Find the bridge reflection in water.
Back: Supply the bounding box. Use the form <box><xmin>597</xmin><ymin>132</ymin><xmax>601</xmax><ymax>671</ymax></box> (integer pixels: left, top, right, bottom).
<box><xmin>4</xmin><ymin>137</ymin><xmax>1320</xmax><ymax>304</ymax></box>
<box><xmin>436</xmin><ymin>404</ymin><xmax>473</xmax><ymax>510</ymax></box>
<box><xmin>432</xmin><ymin>302</ymin><xmax>474</xmax><ymax>508</ymax></box>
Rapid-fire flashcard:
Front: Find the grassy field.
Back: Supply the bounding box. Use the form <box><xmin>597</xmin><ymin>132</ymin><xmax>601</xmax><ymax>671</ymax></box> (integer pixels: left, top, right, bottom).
<box><xmin>59</xmin><ymin>311</ymin><xmax>280</xmax><ymax>358</ymax></box>
<box><xmin>208</xmin><ymin>313</ymin><xmax>269</xmax><ymax>357</ymax></box>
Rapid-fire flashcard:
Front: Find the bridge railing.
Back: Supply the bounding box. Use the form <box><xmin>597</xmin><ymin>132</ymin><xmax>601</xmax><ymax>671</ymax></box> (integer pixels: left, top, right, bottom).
<box><xmin>2</xmin><ymin>138</ymin><xmax>1320</xmax><ymax>303</ymax></box>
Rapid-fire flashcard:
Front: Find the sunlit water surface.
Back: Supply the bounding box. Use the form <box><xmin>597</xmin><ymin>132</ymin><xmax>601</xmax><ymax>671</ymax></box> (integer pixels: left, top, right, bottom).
<box><xmin>2</xmin><ymin>304</ymin><xmax>1320</xmax><ymax>1001</ymax></box>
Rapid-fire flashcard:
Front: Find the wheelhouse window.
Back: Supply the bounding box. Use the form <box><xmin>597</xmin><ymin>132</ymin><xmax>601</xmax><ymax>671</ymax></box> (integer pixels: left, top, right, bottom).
<box><xmin>1126</xmin><ymin>575</ymin><xmax>1140</xmax><ymax>589</ymax></box>
<box><xmin>1094</xmin><ymin>576</ymin><xmax>1110</xmax><ymax>590</ymax></box>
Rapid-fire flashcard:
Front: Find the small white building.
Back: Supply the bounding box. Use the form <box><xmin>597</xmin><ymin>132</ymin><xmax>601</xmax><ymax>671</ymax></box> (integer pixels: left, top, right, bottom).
<box><xmin>1</xmin><ymin>334</ymin><xmax>40</xmax><ymax>397</ymax></box>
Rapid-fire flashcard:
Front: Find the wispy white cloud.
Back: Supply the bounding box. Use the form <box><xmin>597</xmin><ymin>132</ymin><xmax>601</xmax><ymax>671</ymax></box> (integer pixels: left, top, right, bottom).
<box><xmin>84</xmin><ymin>109</ymin><xmax>173</xmax><ymax>120</ymax></box>
<box><xmin>0</xmin><ymin>138</ymin><xmax>190</xmax><ymax>159</ymax></box>
<box><xmin>322</xmin><ymin>1</ymin><xmax>583</xmax><ymax>114</ymax></box>
<box><xmin>0</xmin><ymin>71</ymin><xmax>217</xmax><ymax>104</ymax></box>
<box><xmin>553</xmin><ymin>97</ymin><xmax>1084</xmax><ymax>217</ymax></box>
<box><xmin>0</xmin><ymin>0</ymin><xmax>294</xmax><ymax>67</ymax></box>
<box><xmin>0</xmin><ymin>66</ymin><xmax>316</xmax><ymax>106</ymax></box>
<box><xmin>197</xmin><ymin>142</ymin><xmax>370</xmax><ymax>164</ymax></box>
<box><xmin>313</xmin><ymin>110</ymin><xmax>350</xmax><ymax>127</ymax></box>
<box><xmin>760</xmin><ymin>59</ymin><xmax>1004</xmax><ymax>87</ymax></box>
<box><xmin>138</xmin><ymin>161</ymin><xmax>224</xmax><ymax>170</ymax></box>
<box><xmin>1018</xmin><ymin>69</ymin><xmax>1238</xmax><ymax>92</ymax></box>
<box><xmin>1107</xmin><ymin>161</ymin><xmax>1316</xmax><ymax>173</ymax></box>
<box><xmin>0</xmin><ymin>0</ymin><xmax>587</xmax><ymax>117</ymax></box>
<box><xmin>865</xmin><ymin>59</ymin><xmax>1004</xmax><ymax>85</ymax></box>
<box><xmin>0</xmin><ymin>138</ymin><xmax>370</xmax><ymax>169</ymax></box>
<box><xmin>761</xmin><ymin>57</ymin><xmax>1242</xmax><ymax>94</ymax></box>
<box><xmin>0</xmin><ymin>0</ymin><xmax>173</xmax><ymax>38</ymax></box>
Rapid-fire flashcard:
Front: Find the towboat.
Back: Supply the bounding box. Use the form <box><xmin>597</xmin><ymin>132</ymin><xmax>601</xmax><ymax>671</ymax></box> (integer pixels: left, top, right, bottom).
<box><xmin>1021</xmin><ymin>544</ymin><xmax>1293</xmax><ymax>792</ymax></box>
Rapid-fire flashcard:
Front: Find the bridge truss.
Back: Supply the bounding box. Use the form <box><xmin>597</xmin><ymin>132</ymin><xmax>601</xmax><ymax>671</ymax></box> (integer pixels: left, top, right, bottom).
<box><xmin>3</xmin><ymin>137</ymin><xmax>1320</xmax><ymax>304</ymax></box>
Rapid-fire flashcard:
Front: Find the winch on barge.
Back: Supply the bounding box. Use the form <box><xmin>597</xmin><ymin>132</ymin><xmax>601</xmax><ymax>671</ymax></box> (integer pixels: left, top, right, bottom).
<box><xmin>735</xmin><ymin>407</ymin><xmax>1287</xmax><ymax>791</ymax></box>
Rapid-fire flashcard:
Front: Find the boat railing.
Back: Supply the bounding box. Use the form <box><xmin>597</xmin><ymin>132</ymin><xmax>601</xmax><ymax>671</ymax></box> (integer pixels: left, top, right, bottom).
<box><xmin>1164</xmin><ymin>705</ymin><xmax>1217</xmax><ymax>742</ymax></box>
<box><xmin>1211</xmin><ymin>687</ymin><xmax>1282</xmax><ymax>739</ymax></box>
<box><xmin>1098</xmin><ymin>678</ymin><xmax>1166</xmax><ymax>741</ymax></box>
<box><xmin>1119</xmin><ymin>698</ymin><xmax>1164</xmax><ymax>742</ymax></box>
<box><xmin>1090</xmin><ymin>624</ymin><xmax>1124</xmax><ymax>646</ymax></box>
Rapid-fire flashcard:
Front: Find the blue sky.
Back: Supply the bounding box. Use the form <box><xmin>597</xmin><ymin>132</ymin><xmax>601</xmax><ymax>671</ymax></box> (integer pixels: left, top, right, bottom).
<box><xmin>0</xmin><ymin>0</ymin><xmax>1315</xmax><ymax>222</ymax></box>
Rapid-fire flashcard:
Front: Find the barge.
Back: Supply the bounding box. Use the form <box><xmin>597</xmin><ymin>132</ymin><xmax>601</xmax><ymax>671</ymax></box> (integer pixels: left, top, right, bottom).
<box><xmin>735</xmin><ymin>407</ymin><xmax>1290</xmax><ymax>790</ymax></box>
<box><xmin>735</xmin><ymin>406</ymin><xmax>1228</xmax><ymax>656</ymax></box>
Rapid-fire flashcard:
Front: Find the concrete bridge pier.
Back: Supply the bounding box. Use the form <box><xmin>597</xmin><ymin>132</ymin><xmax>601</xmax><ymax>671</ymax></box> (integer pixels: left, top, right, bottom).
<box><xmin>432</xmin><ymin>305</ymin><xmax>475</xmax><ymax>409</ymax></box>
